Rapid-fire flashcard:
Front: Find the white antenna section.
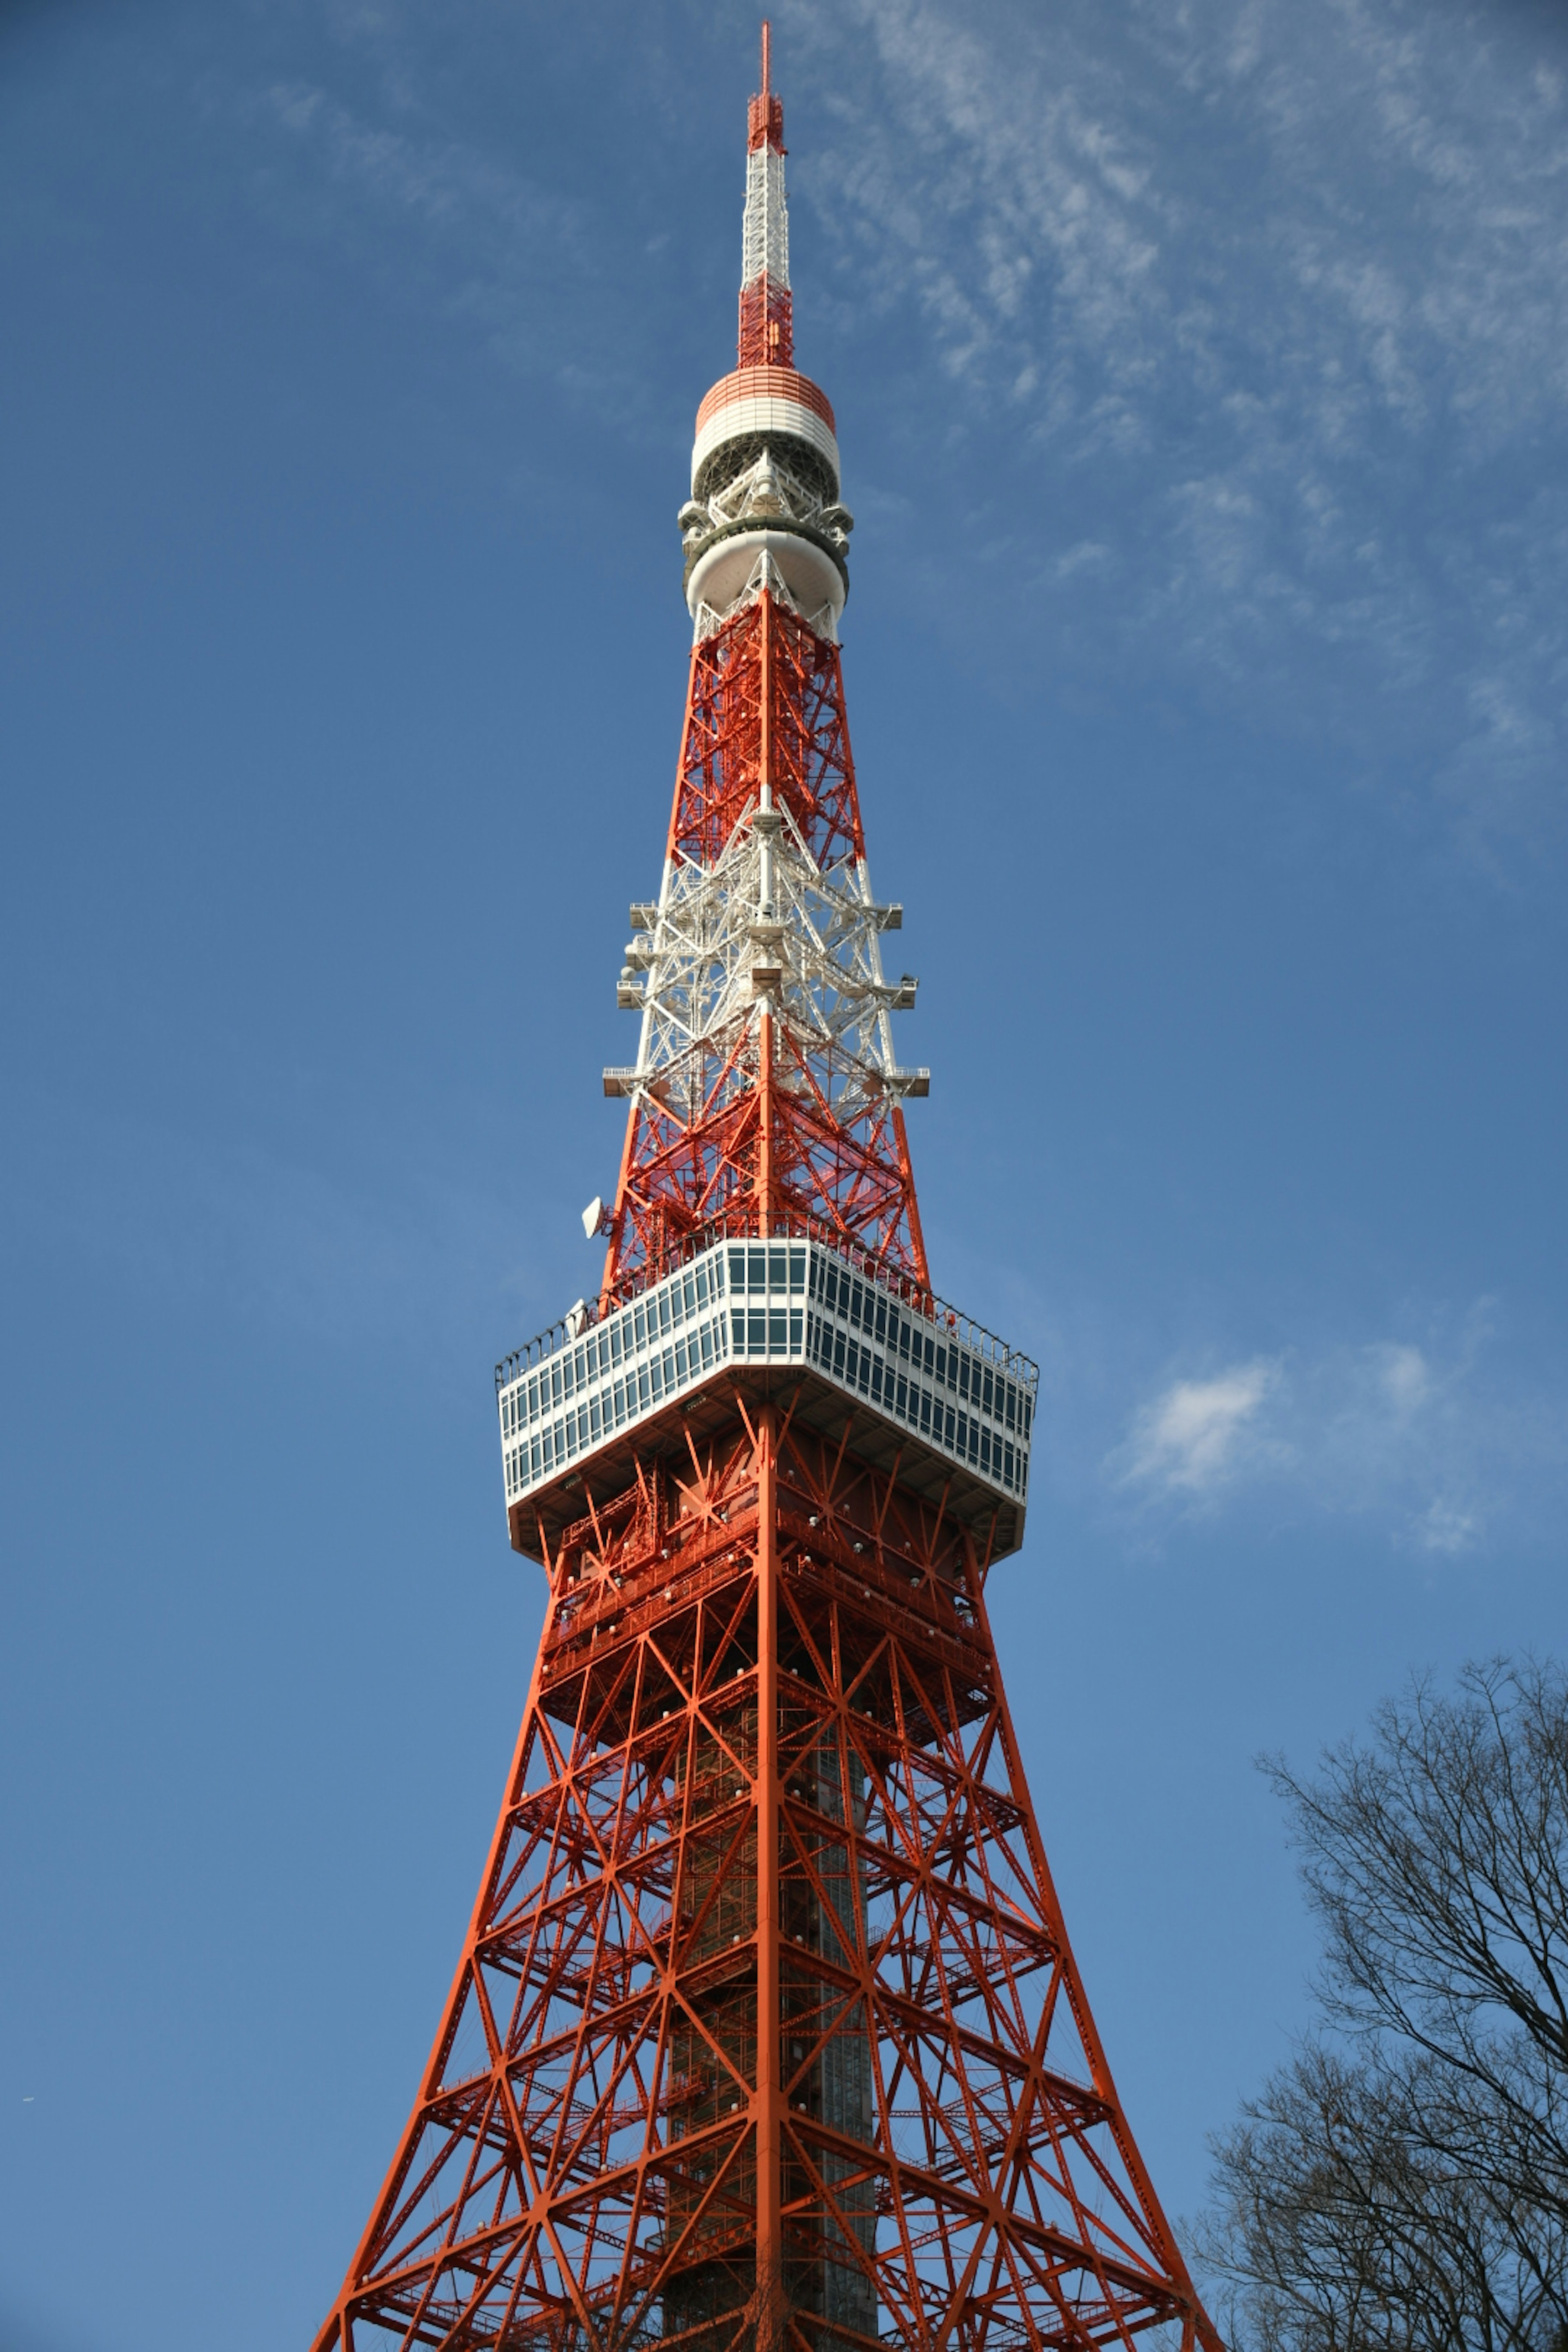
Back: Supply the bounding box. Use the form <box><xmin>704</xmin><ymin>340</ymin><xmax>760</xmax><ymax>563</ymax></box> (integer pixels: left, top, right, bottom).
<box><xmin>741</xmin><ymin>144</ymin><xmax>789</xmax><ymax>293</ymax></box>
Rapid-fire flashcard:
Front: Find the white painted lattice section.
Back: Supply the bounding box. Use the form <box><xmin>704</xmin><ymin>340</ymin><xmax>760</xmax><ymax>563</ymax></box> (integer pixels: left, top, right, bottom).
<box><xmin>614</xmin><ymin>574</ymin><xmax>923</xmax><ymax>1129</ymax></box>
<box><xmin>742</xmin><ymin>144</ymin><xmax>790</xmax><ymax>291</ymax></box>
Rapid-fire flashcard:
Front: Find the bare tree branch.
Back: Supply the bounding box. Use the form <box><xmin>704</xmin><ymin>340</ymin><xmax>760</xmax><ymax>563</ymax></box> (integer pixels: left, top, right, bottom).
<box><xmin>1201</xmin><ymin>1657</ymin><xmax>1568</xmax><ymax>2352</ymax></box>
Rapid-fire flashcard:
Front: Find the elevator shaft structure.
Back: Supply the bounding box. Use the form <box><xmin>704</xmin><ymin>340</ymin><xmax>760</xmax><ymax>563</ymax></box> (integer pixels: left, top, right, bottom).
<box><xmin>313</xmin><ymin>36</ymin><xmax>1220</xmax><ymax>2352</ymax></box>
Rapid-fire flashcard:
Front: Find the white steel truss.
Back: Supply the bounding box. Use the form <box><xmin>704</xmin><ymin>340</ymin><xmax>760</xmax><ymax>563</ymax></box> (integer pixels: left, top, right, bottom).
<box><xmin>742</xmin><ymin>141</ymin><xmax>790</xmax><ymax>292</ymax></box>
<box><xmin>611</xmin><ymin>557</ymin><xmax>924</xmax><ymax>1123</ymax></box>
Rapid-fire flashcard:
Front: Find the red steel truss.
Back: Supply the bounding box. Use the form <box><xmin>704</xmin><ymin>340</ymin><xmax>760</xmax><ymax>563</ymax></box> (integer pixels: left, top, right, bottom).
<box><xmin>312</xmin><ymin>31</ymin><xmax>1220</xmax><ymax>2352</ymax></box>
<box><xmin>601</xmin><ymin>591</ymin><xmax>927</xmax><ymax>1305</ymax></box>
<box><xmin>312</xmin><ymin>1407</ymin><xmax>1220</xmax><ymax>2352</ymax></box>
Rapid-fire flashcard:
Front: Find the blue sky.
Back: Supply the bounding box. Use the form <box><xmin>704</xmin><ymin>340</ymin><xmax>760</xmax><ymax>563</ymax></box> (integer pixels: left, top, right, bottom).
<box><xmin>2</xmin><ymin>0</ymin><xmax>1566</xmax><ymax>2343</ymax></box>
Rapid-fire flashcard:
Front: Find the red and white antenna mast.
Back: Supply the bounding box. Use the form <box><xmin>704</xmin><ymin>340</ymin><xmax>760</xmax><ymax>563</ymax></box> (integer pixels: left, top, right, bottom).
<box><xmin>312</xmin><ymin>36</ymin><xmax>1223</xmax><ymax>2352</ymax></box>
<box><xmin>739</xmin><ymin>21</ymin><xmax>792</xmax><ymax>367</ymax></box>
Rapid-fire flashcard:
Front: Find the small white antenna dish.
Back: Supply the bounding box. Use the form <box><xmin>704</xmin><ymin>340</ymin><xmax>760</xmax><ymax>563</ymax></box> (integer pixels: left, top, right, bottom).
<box><xmin>581</xmin><ymin>1196</ymin><xmax>604</xmax><ymax>1240</ymax></box>
<box><xmin>565</xmin><ymin>1300</ymin><xmax>588</xmax><ymax>1339</ymax></box>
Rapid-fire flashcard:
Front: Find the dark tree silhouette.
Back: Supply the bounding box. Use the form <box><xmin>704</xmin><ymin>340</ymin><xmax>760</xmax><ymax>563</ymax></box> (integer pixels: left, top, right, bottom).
<box><xmin>1201</xmin><ymin>1658</ymin><xmax>1568</xmax><ymax>2352</ymax></box>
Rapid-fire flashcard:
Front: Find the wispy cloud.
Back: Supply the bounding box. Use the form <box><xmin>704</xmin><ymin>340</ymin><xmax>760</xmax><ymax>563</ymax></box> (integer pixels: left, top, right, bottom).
<box><xmin>1107</xmin><ymin>1307</ymin><xmax>1568</xmax><ymax>1552</ymax></box>
<box><xmin>212</xmin><ymin>0</ymin><xmax>1568</xmax><ymax>847</ymax></box>
<box><xmin>794</xmin><ymin>0</ymin><xmax>1568</xmax><ymax>841</ymax></box>
<box><xmin>1118</xmin><ymin>1359</ymin><xmax>1282</xmax><ymax>1492</ymax></box>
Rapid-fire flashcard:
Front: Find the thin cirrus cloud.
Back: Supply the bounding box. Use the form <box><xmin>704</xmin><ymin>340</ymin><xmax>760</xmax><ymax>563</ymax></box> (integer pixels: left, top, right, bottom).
<box><xmin>794</xmin><ymin>0</ymin><xmax>1568</xmax><ymax>837</ymax></box>
<box><xmin>1116</xmin><ymin>1360</ymin><xmax>1283</xmax><ymax>1494</ymax></box>
<box><xmin>225</xmin><ymin>0</ymin><xmax>1568</xmax><ymax>840</ymax></box>
<box><xmin>1109</xmin><ymin>1313</ymin><xmax>1568</xmax><ymax>1552</ymax></box>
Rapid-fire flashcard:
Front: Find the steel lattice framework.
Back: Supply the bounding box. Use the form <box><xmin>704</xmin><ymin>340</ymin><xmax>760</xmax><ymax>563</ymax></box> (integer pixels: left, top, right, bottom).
<box><xmin>602</xmin><ymin>588</ymin><xmax>927</xmax><ymax>1302</ymax></box>
<box><xmin>313</xmin><ymin>31</ymin><xmax>1221</xmax><ymax>2352</ymax></box>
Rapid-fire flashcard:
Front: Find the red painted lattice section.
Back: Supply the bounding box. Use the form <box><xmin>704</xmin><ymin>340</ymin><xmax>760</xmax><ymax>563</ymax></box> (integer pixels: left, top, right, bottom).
<box><xmin>312</xmin><ymin>1408</ymin><xmax>1221</xmax><ymax>2352</ymax></box>
<box><xmin>667</xmin><ymin>595</ymin><xmax>862</xmax><ymax>872</ymax></box>
<box><xmin>738</xmin><ymin>281</ymin><xmax>794</xmax><ymax>372</ymax></box>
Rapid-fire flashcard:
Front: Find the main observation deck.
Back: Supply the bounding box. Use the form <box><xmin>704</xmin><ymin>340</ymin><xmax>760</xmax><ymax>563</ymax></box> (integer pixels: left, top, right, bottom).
<box><xmin>497</xmin><ymin>1236</ymin><xmax>1037</xmax><ymax>1564</ymax></box>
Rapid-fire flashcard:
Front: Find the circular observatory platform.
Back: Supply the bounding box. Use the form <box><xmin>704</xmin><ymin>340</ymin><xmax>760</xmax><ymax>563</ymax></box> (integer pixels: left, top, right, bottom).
<box><xmin>682</xmin><ymin>365</ymin><xmax>851</xmax><ymax>634</ymax></box>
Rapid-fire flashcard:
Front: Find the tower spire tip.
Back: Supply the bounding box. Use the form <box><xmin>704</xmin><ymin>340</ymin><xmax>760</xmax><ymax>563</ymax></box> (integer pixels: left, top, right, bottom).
<box><xmin>741</xmin><ymin>21</ymin><xmax>792</xmax><ymax>366</ymax></box>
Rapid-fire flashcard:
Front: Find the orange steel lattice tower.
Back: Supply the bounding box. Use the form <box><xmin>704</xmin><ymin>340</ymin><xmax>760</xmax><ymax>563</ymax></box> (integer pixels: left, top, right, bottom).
<box><xmin>313</xmin><ymin>34</ymin><xmax>1221</xmax><ymax>2352</ymax></box>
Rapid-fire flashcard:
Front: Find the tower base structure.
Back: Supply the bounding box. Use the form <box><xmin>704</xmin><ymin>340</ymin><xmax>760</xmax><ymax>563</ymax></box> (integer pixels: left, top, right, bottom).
<box><xmin>313</xmin><ymin>1256</ymin><xmax>1217</xmax><ymax>2352</ymax></box>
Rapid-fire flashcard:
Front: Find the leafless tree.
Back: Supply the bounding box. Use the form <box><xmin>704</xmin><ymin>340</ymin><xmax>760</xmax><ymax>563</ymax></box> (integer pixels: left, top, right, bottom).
<box><xmin>1200</xmin><ymin>1658</ymin><xmax>1568</xmax><ymax>2352</ymax></box>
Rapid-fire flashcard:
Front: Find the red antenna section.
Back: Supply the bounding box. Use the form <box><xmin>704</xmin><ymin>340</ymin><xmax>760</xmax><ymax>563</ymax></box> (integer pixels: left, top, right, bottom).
<box><xmin>310</xmin><ymin>36</ymin><xmax>1224</xmax><ymax>2352</ymax></box>
<box><xmin>740</xmin><ymin>21</ymin><xmax>792</xmax><ymax>366</ymax></box>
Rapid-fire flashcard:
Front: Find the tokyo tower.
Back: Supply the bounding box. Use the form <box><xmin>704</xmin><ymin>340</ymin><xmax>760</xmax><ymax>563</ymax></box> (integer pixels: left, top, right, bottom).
<box><xmin>313</xmin><ymin>32</ymin><xmax>1221</xmax><ymax>2352</ymax></box>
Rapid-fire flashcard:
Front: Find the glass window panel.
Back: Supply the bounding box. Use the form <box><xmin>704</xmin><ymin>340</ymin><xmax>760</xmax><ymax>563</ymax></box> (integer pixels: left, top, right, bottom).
<box><xmin>788</xmin><ymin>1309</ymin><xmax>802</xmax><ymax>1352</ymax></box>
<box><xmin>789</xmin><ymin>1247</ymin><xmax>805</xmax><ymax>1293</ymax></box>
<box><xmin>769</xmin><ymin>1308</ymin><xmax>786</xmax><ymax>1350</ymax></box>
<box><xmin>728</xmin><ymin>1249</ymin><xmax>746</xmax><ymax>1291</ymax></box>
<box><xmin>768</xmin><ymin>1245</ymin><xmax>786</xmax><ymax>1291</ymax></box>
<box><xmin>748</xmin><ymin>1247</ymin><xmax>766</xmax><ymax>1294</ymax></box>
<box><xmin>748</xmin><ymin>1310</ymin><xmax>766</xmax><ymax>1353</ymax></box>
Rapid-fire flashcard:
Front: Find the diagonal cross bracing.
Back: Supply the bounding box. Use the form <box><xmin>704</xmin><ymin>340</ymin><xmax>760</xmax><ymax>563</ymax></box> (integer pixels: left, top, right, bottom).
<box><xmin>313</xmin><ymin>36</ymin><xmax>1221</xmax><ymax>2352</ymax></box>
